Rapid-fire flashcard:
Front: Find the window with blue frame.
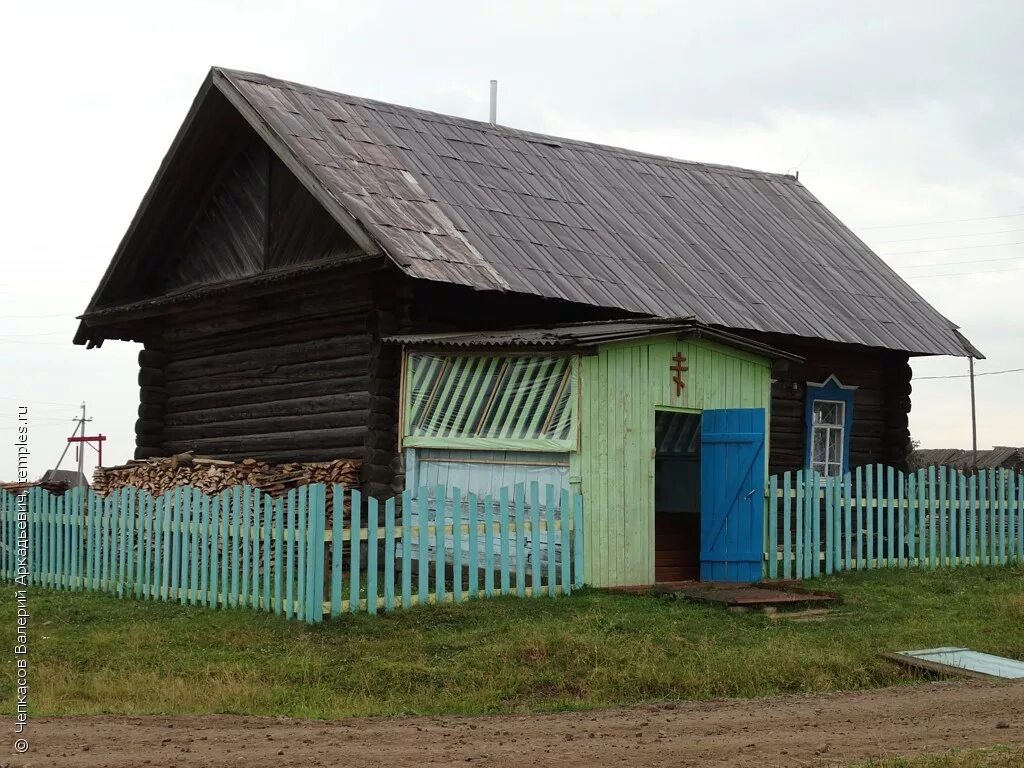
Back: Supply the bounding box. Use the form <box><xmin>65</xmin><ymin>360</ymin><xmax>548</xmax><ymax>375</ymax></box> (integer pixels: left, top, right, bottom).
<box><xmin>804</xmin><ymin>375</ymin><xmax>856</xmax><ymax>476</ymax></box>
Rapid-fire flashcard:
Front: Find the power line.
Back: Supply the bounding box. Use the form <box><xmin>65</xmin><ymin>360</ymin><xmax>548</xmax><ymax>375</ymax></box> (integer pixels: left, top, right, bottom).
<box><xmin>904</xmin><ymin>265</ymin><xmax>1023</xmax><ymax>279</ymax></box>
<box><xmin>860</xmin><ymin>212</ymin><xmax>1024</xmax><ymax>230</ymax></box>
<box><xmin>916</xmin><ymin>367</ymin><xmax>1024</xmax><ymax>381</ymax></box>
<box><xmin>871</xmin><ymin>227</ymin><xmax>1024</xmax><ymax>245</ymax></box>
<box><xmin>894</xmin><ymin>254</ymin><xmax>1024</xmax><ymax>270</ymax></box>
<box><xmin>880</xmin><ymin>240</ymin><xmax>1024</xmax><ymax>257</ymax></box>
<box><xmin>0</xmin><ymin>396</ymin><xmax>79</xmax><ymax>407</ymax></box>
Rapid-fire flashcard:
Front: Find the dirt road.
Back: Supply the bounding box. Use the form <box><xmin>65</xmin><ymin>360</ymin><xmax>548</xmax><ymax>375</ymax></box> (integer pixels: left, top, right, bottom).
<box><xmin>12</xmin><ymin>680</ymin><xmax>1023</xmax><ymax>767</ymax></box>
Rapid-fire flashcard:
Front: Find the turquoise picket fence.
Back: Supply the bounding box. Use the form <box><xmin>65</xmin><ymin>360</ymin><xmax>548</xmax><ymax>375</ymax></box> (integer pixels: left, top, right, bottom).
<box><xmin>0</xmin><ymin>482</ymin><xmax>585</xmax><ymax>623</ymax></box>
<box><xmin>765</xmin><ymin>465</ymin><xmax>1024</xmax><ymax>579</ymax></box>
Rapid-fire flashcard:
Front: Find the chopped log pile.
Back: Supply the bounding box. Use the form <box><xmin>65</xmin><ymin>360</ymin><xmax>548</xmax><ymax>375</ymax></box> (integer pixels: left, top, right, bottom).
<box><xmin>91</xmin><ymin>452</ymin><xmax>360</xmax><ymax>499</ymax></box>
<box><xmin>0</xmin><ymin>480</ymin><xmax>73</xmax><ymax>495</ymax></box>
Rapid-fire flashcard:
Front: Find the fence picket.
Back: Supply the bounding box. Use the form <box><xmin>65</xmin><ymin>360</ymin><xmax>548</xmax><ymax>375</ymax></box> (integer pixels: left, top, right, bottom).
<box><xmin>484</xmin><ymin>494</ymin><xmax>495</xmax><ymax>597</ymax></box>
<box><xmin>979</xmin><ymin>470</ymin><xmax>989</xmax><ymax>566</ymax></box>
<box><xmin>793</xmin><ymin>471</ymin><xmax>803</xmax><ymax>579</ymax></box>
<box><xmin>824</xmin><ymin>476</ymin><xmax>833</xmax><ymax>575</ymax></box>
<box><xmin>417</xmin><ymin>489</ymin><xmax>428</xmax><ymax>605</ymax></box>
<box><xmin>1007</xmin><ymin>471</ymin><xmax>1017</xmax><ymax>565</ymax></box>
<box><xmin>273</xmin><ymin>496</ymin><xmax>284</xmax><ymax>616</ymax></box>
<box><xmin>896</xmin><ymin>472</ymin><xmax>906</xmax><ymax>568</ymax></box>
<box><xmin>998</xmin><ymin>469</ymin><xmax>1008</xmax><ymax>565</ymax></box>
<box><xmin>515</xmin><ymin>484</ymin><xmax>527</xmax><ymax>597</ymax></box>
<box><xmin>331</xmin><ymin>486</ymin><xmax>344</xmax><ymax>617</ymax></box>
<box><xmin>865</xmin><ymin>466</ymin><xmax>874</xmax><ymax>569</ymax></box>
<box><xmin>384</xmin><ymin>496</ymin><xmax>396</xmax><ymax>612</ymax></box>
<box><xmin>499</xmin><ymin>488</ymin><xmax>510</xmax><ymax>595</ymax></box>
<box><xmin>938</xmin><ymin>466</ymin><xmax>947</xmax><ymax>567</ymax></box>
<box><xmin>284</xmin><ymin>489</ymin><xmax>296</xmax><ymax>620</ymax></box>
<box><xmin>209</xmin><ymin>493</ymin><xmax>220</xmax><ymax>608</ymax></box>
<box><xmin>241</xmin><ymin>486</ymin><xmax>252</xmax><ymax>608</ymax></box>
<box><xmin>434</xmin><ymin>485</ymin><xmax>445</xmax><ymax>604</ymax></box>
<box><xmin>262</xmin><ymin>494</ymin><xmax>272</xmax><ymax>610</ymax></box>
<box><xmin>367</xmin><ymin>495</ymin><xmax>379</xmax><ymax>615</ymax></box>
<box><xmin>190</xmin><ymin>489</ymin><xmax>202</xmax><ymax>605</ymax></box>
<box><xmin>886</xmin><ymin>466</ymin><xmax>895</xmax><ymax>567</ymax></box>
<box><xmin>560</xmin><ymin>489</ymin><xmax>571</xmax><ymax>593</ymax></box>
<box><xmin>545</xmin><ymin>484</ymin><xmax>557</xmax><ymax>595</ymax></box>
<box><xmin>59</xmin><ymin>492</ymin><xmax>68</xmax><ymax>589</ymax></box>
<box><xmin>251</xmin><ymin>490</ymin><xmax>262</xmax><ymax>611</ymax></box>
<box><xmin>969</xmin><ymin>474</ymin><xmax>978</xmax><ymax>565</ymax></box>
<box><xmin>296</xmin><ymin>485</ymin><xmax>307</xmax><ymax>622</ymax></box>
<box><xmin>573</xmin><ymin>491</ymin><xmax>584</xmax><ymax>588</ymax></box>
<box><xmin>948</xmin><ymin>469</ymin><xmax>958</xmax><ymax>567</ymax></box>
<box><xmin>530</xmin><ymin>482</ymin><xmax>541</xmax><ymax>593</ymax></box>
<box><xmin>452</xmin><ymin>486</ymin><xmax>463</xmax><ymax>604</ymax></box>
<box><xmin>1017</xmin><ymin>471</ymin><xmax>1024</xmax><ymax>563</ymax></box>
<box><xmin>782</xmin><ymin>471</ymin><xmax>792</xmax><ymax>579</ymax></box>
<box><xmin>350</xmin><ymin>488</ymin><xmax>362</xmax><ymax>615</ymax></box>
<box><xmin>811</xmin><ymin>471</ymin><xmax>820</xmax><ymax>577</ymax></box>
<box><xmin>958</xmin><ymin>469</ymin><xmax>968</xmax><ymax>566</ymax></box>
<box><xmin>401</xmin><ymin>490</ymin><xmax>412</xmax><ymax>609</ymax></box>
<box><xmin>831</xmin><ymin>476</ymin><xmax>841</xmax><ymax>572</ymax></box>
<box><xmin>304</xmin><ymin>485</ymin><xmax>319</xmax><ymax>622</ymax></box>
<box><xmin>468</xmin><ymin>492</ymin><xmax>479</xmax><ymax>598</ymax></box>
<box><xmin>988</xmin><ymin>469</ymin><xmax>997</xmax><ymax>565</ymax></box>
<box><xmin>768</xmin><ymin>474</ymin><xmax>779</xmax><ymax>579</ymax></box>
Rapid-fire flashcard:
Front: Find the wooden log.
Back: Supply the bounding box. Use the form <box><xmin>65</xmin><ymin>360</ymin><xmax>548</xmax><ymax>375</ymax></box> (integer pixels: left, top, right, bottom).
<box><xmin>161</xmin><ymin>410</ymin><xmax>369</xmax><ymax>440</ymax></box>
<box><xmin>163</xmin><ymin>393</ymin><xmax>370</xmax><ymax>426</ymax></box>
<box><xmin>164</xmin><ymin>374</ymin><xmax>367</xmax><ymax>409</ymax></box>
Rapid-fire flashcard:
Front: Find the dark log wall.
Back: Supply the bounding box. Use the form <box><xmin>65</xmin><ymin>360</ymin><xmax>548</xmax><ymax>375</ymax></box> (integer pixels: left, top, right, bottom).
<box><xmin>141</xmin><ymin>273</ymin><xmax>374</xmax><ymax>462</ymax></box>
<box><xmin>762</xmin><ymin>336</ymin><xmax>913</xmax><ymax>476</ymax></box>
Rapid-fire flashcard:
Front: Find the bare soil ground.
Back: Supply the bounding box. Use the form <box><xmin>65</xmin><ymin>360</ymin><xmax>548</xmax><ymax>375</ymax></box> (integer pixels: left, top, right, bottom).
<box><xmin>13</xmin><ymin>680</ymin><xmax>1024</xmax><ymax>768</ymax></box>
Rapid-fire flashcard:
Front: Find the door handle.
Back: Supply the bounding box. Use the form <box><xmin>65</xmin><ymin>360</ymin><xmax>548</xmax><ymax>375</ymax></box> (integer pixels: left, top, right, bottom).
<box><xmin>744</xmin><ymin>489</ymin><xmax>756</xmax><ymax>499</ymax></box>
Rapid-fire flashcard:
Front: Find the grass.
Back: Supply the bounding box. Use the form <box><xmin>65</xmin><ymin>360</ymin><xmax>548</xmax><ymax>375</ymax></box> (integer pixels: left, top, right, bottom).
<box><xmin>854</xmin><ymin>746</ymin><xmax>1024</xmax><ymax>767</ymax></box>
<box><xmin>2</xmin><ymin>565</ymin><xmax>1022</xmax><ymax>719</ymax></box>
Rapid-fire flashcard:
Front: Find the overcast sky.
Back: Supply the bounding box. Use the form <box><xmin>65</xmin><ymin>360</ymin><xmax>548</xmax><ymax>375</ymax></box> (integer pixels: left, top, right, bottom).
<box><xmin>3</xmin><ymin>0</ymin><xmax>1022</xmax><ymax>480</ymax></box>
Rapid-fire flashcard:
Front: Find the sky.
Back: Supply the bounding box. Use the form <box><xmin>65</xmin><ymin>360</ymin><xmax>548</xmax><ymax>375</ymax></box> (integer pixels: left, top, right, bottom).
<box><xmin>2</xmin><ymin>0</ymin><xmax>1022</xmax><ymax>481</ymax></box>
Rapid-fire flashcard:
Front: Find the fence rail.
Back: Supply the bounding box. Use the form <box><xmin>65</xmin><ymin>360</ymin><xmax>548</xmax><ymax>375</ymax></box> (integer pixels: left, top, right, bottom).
<box><xmin>765</xmin><ymin>465</ymin><xmax>1024</xmax><ymax>579</ymax></box>
<box><xmin>0</xmin><ymin>482</ymin><xmax>585</xmax><ymax>623</ymax></box>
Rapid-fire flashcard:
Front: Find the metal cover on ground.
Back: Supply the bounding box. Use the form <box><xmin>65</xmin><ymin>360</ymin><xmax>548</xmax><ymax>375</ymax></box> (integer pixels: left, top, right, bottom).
<box><xmin>889</xmin><ymin>647</ymin><xmax>1024</xmax><ymax>680</ymax></box>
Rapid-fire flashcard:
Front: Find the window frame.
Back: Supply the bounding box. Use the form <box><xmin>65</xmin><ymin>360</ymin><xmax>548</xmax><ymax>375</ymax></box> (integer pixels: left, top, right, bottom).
<box><xmin>809</xmin><ymin>398</ymin><xmax>845</xmax><ymax>477</ymax></box>
<box><xmin>399</xmin><ymin>349</ymin><xmax>580</xmax><ymax>452</ymax></box>
<box><xmin>804</xmin><ymin>374</ymin><xmax>856</xmax><ymax>477</ymax></box>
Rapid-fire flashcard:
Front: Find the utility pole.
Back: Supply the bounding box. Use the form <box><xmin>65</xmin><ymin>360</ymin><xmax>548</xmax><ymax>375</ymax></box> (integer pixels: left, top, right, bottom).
<box><xmin>54</xmin><ymin>402</ymin><xmax>105</xmax><ymax>481</ymax></box>
<box><xmin>77</xmin><ymin>402</ymin><xmax>87</xmax><ymax>480</ymax></box>
<box><xmin>969</xmin><ymin>357</ymin><xmax>978</xmax><ymax>471</ymax></box>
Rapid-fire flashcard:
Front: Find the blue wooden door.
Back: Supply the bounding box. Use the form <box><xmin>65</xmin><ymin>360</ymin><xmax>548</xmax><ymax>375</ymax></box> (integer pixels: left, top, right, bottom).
<box><xmin>700</xmin><ymin>408</ymin><xmax>766</xmax><ymax>582</ymax></box>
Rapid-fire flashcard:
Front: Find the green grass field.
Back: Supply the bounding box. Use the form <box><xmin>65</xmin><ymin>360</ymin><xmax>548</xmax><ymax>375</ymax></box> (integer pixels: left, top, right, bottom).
<box><xmin>856</xmin><ymin>746</ymin><xmax>1024</xmax><ymax>767</ymax></box>
<box><xmin>3</xmin><ymin>565</ymin><xmax>1022</xmax><ymax>719</ymax></box>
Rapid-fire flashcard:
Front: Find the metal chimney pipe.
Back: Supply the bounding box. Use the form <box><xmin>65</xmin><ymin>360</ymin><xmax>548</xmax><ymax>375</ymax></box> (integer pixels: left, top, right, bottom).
<box><xmin>489</xmin><ymin>79</ymin><xmax>497</xmax><ymax>125</ymax></box>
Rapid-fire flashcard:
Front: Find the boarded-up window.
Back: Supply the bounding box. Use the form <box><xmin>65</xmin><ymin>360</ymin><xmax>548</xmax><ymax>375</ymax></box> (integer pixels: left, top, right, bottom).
<box><xmin>403</xmin><ymin>353</ymin><xmax>577</xmax><ymax>450</ymax></box>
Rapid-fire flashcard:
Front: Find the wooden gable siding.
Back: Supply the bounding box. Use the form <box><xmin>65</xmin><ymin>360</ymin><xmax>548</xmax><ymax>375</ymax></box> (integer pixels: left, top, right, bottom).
<box><xmin>161</xmin><ymin>134</ymin><xmax>269</xmax><ymax>291</ymax></box>
<box><xmin>765</xmin><ymin>339</ymin><xmax>912</xmax><ymax>476</ymax></box>
<box><xmin>151</xmin><ymin>134</ymin><xmax>363</xmax><ymax>298</ymax></box>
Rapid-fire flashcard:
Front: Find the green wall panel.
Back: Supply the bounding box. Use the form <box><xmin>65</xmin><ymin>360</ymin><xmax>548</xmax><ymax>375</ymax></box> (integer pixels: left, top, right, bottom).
<box><xmin>572</xmin><ymin>337</ymin><xmax>771</xmax><ymax>587</ymax></box>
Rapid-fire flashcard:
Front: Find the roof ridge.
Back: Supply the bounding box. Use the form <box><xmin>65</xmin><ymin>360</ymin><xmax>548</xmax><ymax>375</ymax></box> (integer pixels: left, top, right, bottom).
<box><xmin>214</xmin><ymin>67</ymin><xmax>799</xmax><ymax>182</ymax></box>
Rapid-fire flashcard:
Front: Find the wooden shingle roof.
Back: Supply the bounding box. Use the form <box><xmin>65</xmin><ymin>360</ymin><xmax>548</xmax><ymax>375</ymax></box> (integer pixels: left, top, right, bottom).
<box><xmin>80</xmin><ymin>67</ymin><xmax>980</xmax><ymax>357</ymax></box>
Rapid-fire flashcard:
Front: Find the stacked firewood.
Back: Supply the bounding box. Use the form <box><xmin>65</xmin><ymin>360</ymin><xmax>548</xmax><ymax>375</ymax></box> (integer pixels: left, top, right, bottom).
<box><xmin>91</xmin><ymin>453</ymin><xmax>360</xmax><ymax>499</ymax></box>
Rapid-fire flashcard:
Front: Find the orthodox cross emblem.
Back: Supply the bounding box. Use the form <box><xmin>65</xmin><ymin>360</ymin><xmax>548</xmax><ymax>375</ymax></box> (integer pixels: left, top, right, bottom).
<box><xmin>671</xmin><ymin>352</ymin><xmax>688</xmax><ymax>396</ymax></box>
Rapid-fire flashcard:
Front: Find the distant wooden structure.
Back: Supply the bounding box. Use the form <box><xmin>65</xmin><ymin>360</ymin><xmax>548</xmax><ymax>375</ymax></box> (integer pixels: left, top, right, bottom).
<box><xmin>912</xmin><ymin>446</ymin><xmax>1024</xmax><ymax>474</ymax></box>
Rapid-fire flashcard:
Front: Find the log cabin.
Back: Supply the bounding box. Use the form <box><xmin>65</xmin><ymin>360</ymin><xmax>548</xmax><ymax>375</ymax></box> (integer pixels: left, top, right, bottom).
<box><xmin>75</xmin><ymin>68</ymin><xmax>981</xmax><ymax>586</ymax></box>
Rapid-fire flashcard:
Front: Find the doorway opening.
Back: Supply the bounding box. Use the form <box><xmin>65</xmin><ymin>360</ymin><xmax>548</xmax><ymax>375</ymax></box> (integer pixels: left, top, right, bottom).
<box><xmin>654</xmin><ymin>410</ymin><xmax>702</xmax><ymax>582</ymax></box>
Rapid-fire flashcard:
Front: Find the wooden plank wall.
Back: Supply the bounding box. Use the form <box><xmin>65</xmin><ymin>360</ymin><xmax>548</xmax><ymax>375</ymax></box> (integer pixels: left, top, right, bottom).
<box><xmin>572</xmin><ymin>337</ymin><xmax>771</xmax><ymax>587</ymax></box>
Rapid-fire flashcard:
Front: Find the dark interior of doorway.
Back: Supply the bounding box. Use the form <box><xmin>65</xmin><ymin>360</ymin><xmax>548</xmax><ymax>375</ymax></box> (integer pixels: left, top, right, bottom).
<box><xmin>654</xmin><ymin>410</ymin><xmax>702</xmax><ymax>582</ymax></box>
